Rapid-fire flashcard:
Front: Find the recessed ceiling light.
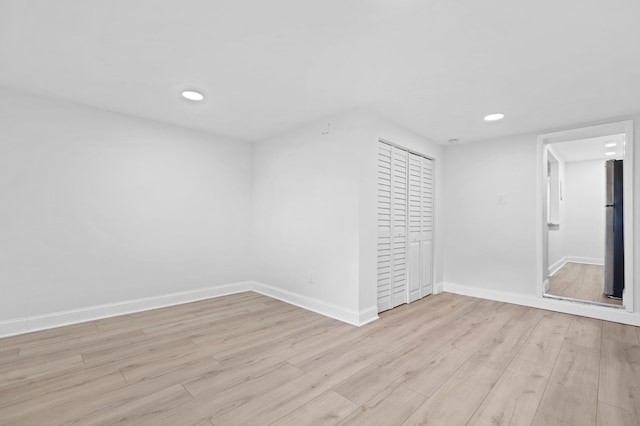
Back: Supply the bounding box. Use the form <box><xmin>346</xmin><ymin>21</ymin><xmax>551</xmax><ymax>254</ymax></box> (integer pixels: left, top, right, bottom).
<box><xmin>484</xmin><ymin>113</ymin><xmax>505</xmax><ymax>122</ymax></box>
<box><xmin>605</xmin><ymin>151</ymin><xmax>616</xmax><ymax>156</ymax></box>
<box><xmin>182</xmin><ymin>90</ymin><xmax>204</xmax><ymax>101</ymax></box>
<box><xmin>605</xmin><ymin>142</ymin><xmax>617</xmax><ymax>147</ymax></box>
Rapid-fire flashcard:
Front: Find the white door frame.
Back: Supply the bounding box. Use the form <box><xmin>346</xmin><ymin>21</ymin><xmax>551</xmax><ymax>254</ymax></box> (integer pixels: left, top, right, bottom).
<box><xmin>535</xmin><ymin>120</ymin><xmax>634</xmax><ymax>312</ymax></box>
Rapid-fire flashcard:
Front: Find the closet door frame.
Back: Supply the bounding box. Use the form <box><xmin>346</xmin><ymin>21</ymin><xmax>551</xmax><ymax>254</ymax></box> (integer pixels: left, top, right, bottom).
<box><xmin>378</xmin><ymin>138</ymin><xmax>435</xmax><ymax>309</ymax></box>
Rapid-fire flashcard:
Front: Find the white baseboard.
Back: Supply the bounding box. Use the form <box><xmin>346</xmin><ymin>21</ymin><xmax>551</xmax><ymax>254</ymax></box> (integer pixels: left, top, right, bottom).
<box><xmin>0</xmin><ymin>280</ymin><xmax>379</xmax><ymax>338</ymax></box>
<box><xmin>548</xmin><ymin>256</ymin><xmax>604</xmax><ymax>277</ymax></box>
<box><xmin>0</xmin><ymin>281</ymin><xmax>252</xmax><ymax>338</ymax></box>
<box><xmin>548</xmin><ymin>257</ymin><xmax>567</xmax><ymax>276</ymax></box>
<box><xmin>566</xmin><ymin>256</ymin><xmax>604</xmax><ymax>266</ymax></box>
<box><xmin>443</xmin><ymin>282</ymin><xmax>640</xmax><ymax>327</ymax></box>
<box><xmin>434</xmin><ymin>281</ymin><xmax>445</xmax><ymax>294</ymax></box>
<box><xmin>251</xmin><ymin>281</ymin><xmax>378</xmax><ymax>327</ymax></box>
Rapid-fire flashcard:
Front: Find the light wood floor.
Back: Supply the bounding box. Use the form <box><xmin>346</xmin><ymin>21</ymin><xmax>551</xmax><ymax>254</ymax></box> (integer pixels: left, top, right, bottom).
<box><xmin>548</xmin><ymin>262</ymin><xmax>623</xmax><ymax>306</ymax></box>
<box><xmin>1</xmin><ymin>292</ymin><xmax>639</xmax><ymax>425</ymax></box>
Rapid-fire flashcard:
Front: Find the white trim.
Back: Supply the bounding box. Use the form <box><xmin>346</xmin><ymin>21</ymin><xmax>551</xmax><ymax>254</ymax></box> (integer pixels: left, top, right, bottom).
<box><xmin>623</xmin><ymin>122</ymin><xmax>634</xmax><ymax>312</ymax></box>
<box><xmin>536</xmin><ymin>137</ymin><xmax>545</xmax><ymax>301</ymax></box>
<box><xmin>0</xmin><ymin>281</ymin><xmax>252</xmax><ymax>338</ymax></box>
<box><xmin>251</xmin><ymin>281</ymin><xmax>378</xmax><ymax>327</ymax></box>
<box><xmin>548</xmin><ymin>257</ymin><xmax>605</xmax><ymax>277</ymax></box>
<box><xmin>537</xmin><ymin>120</ymin><xmax>634</xmax><ymax>314</ymax></box>
<box><xmin>434</xmin><ymin>281</ymin><xmax>445</xmax><ymax>294</ymax></box>
<box><xmin>443</xmin><ymin>282</ymin><xmax>640</xmax><ymax>327</ymax></box>
<box><xmin>0</xmin><ymin>280</ymin><xmax>380</xmax><ymax>338</ymax></box>
<box><xmin>565</xmin><ymin>256</ymin><xmax>604</xmax><ymax>266</ymax></box>
<box><xmin>548</xmin><ymin>257</ymin><xmax>568</xmax><ymax>276</ymax></box>
<box><xmin>543</xmin><ymin>279</ymin><xmax>550</xmax><ymax>293</ymax></box>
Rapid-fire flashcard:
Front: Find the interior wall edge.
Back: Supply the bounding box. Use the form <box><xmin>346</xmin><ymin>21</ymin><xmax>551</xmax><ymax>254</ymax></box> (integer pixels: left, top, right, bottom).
<box><xmin>443</xmin><ymin>282</ymin><xmax>640</xmax><ymax>326</ymax></box>
<box><xmin>251</xmin><ymin>281</ymin><xmax>378</xmax><ymax>327</ymax></box>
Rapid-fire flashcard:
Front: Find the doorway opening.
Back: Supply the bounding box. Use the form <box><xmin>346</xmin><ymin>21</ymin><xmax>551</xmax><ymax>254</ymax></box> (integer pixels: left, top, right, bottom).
<box><xmin>537</xmin><ymin>121</ymin><xmax>634</xmax><ymax>312</ymax></box>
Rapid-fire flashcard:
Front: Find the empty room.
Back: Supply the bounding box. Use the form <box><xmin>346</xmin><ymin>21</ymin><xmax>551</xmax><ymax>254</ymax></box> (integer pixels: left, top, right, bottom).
<box><xmin>1</xmin><ymin>1</ymin><xmax>640</xmax><ymax>425</ymax></box>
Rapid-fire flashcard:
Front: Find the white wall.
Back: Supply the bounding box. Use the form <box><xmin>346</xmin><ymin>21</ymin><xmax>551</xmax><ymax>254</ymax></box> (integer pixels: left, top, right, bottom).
<box><xmin>251</xmin><ymin>111</ymin><xmax>363</xmax><ymax>313</ymax></box>
<box><xmin>564</xmin><ymin>159</ymin><xmax>605</xmax><ymax>264</ymax></box>
<box><xmin>0</xmin><ymin>88</ymin><xmax>252</xmax><ymax>322</ymax></box>
<box><xmin>443</xmin><ymin>134</ymin><xmax>539</xmax><ymax>295</ymax></box>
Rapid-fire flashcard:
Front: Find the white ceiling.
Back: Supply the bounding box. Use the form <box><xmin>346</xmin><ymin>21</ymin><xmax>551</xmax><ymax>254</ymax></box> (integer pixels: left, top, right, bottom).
<box><xmin>551</xmin><ymin>134</ymin><xmax>625</xmax><ymax>163</ymax></box>
<box><xmin>1</xmin><ymin>0</ymin><xmax>640</xmax><ymax>143</ymax></box>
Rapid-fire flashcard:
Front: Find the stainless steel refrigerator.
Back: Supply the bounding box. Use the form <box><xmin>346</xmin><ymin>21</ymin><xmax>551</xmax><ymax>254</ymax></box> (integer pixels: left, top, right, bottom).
<box><xmin>604</xmin><ymin>159</ymin><xmax>624</xmax><ymax>298</ymax></box>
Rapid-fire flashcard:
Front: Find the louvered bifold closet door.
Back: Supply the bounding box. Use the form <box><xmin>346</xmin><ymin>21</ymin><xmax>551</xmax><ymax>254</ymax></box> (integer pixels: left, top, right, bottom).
<box><xmin>407</xmin><ymin>154</ymin><xmax>423</xmax><ymax>302</ymax></box>
<box><xmin>420</xmin><ymin>155</ymin><xmax>434</xmax><ymax>296</ymax></box>
<box><xmin>407</xmin><ymin>152</ymin><xmax>434</xmax><ymax>302</ymax></box>
<box><xmin>377</xmin><ymin>142</ymin><xmax>408</xmax><ymax>312</ymax></box>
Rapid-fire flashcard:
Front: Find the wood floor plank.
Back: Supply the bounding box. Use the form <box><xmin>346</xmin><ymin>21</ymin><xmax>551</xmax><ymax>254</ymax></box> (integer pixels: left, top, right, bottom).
<box><xmin>402</xmin><ymin>364</ymin><xmax>503</xmax><ymax>425</ymax></box>
<box><xmin>0</xmin><ymin>363</ymin><xmax>124</xmax><ymax>409</ymax></box>
<box><xmin>120</xmin><ymin>350</ymin><xmax>221</xmax><ymax>384</ymax></box>
<box><xmin>350</xmin><ymin>294</ymin><xmax>479</xmax><ymax>357</ymax></box>
<box><xmin>223</xmin><ymin>323</ymin><xmax>369</xmax><ymax>371</ymax></box>
<box><xmin>188</xmin><ymin>305</ymin><xmax>317</xmax><ymax>347</ymax></box>
<box><xmin>464</xmin><ymin>308</ymin><xmax>538</xmax><ymax>372</ymax></box>
<box><xmin>212</xmin><ymin>345</ymin><xmax>387</xmax><ymax>426</ymax></box>
<box><xmin>532</xmin><ymin>412</ymin><xmax>574</xmax><ymax>426</ymax></box>
<box><xmin>181</xmin><ymin>353</ymin><xmax>289</xmax><ymax>398</ymax></box>
<box><xmin>468</xmin><ymin>358</ymin><xmax>552</xmax><ymax>426</ymax></box>
<box><xmin>81</xmin><ymin>335</ymin><xmax>197</xmax><ymax>366</ymax></box>
<box><xmin>516</xmin><ymin>312</ymin><xmax>572</xmax><ymax>368</ymax></box>
<box><xmin>140</xmin><ymin>301</ymin><xmax>274</xmax><ymax>337</ymax></box>
<box><xmin>358</xmin><ymin>293</ymin><xmax>480</xmax><ymax>353</ymax></box>
<box><xmin>333</xmin><ymin>299</ymin><xmax>501</xmax><ymax>404</ymax></box>
<box><xmin>198</xmin><ymin>361</ymin><xmax>304</xmax><ymax>418</ymax></box>
<box><xmin>596</xmin><ymin>401</ymin><xmax>639</xmax><ymax>426</ymax></box>
<box><xmin>287</xmin><ymin>330</ymin><xmax>381</xmax><ymax>373</ymax></box>
<box><xmin>94</xmin><ymin>308</ymin><xmax>196</xmax><ymax>333</ymax></box>
<box><xmin>211</xmin><ymin>316</ymin><xmax>346</xmax><ymax>367</ymax></box>
<box><xmin>398</xmin><ymin>302</ymin><xmax>519</xmax><ymax>398</ymax></box>
<box><xmin>141</xmin><ymin>362</ymin><xmax>304</xmax><ymax>425</ymax></box>
<box><xmin>537</xmin><ymin>342</ymin><xmax>600</xmax><ymax>425</ymax></box>
<box><xmin>602</xmin><ymin>320</ymin><xmax>640</xmax><ymax>345</ymax></box>
<box><xmin>598</xmin><ymin>338</ymin><xmax>640</xmax><ymax>415</ymax></box>
<box><xmin>564</xmin><ymin>316</ymin><xmax>602</xmax><ymax>349</ymax></box>
<box><xmin>0</xmin><ymin>347</ymin><xmax>19</xmax><ymax>366</ymax></box>
<box><xmin>338</xmin><ymin>385</ymin><xmax>425</xmax><ymax>426</ymax></box>
<box><xmin>270</xmin><ymin>390</ymin><xmax>359</xmax><ymax>426</ymax></box>
<box><xmin>16</xmin><ymin>379</ymin><xmax>193</xmax><ymax>425</ymax></box>
<box><xmin>9</xmin><ymin>352</ymin><xmax>221</xmax><ymax>424</ymax></box>
<box><xmin>0</xmin><ymin>369</ymin><xmax>127</xmax><ymax>423</ymax></box>
<box><xmin>18</xmin><ymin>329</ymin><xmax>148</xmax><ymax>360</ymax></box>
<box><xmin>0</xmin><ymin>322</ymin><xmax>99</xmax><ymax>350</ymax></box>
<box><xmin>0</xmin><ymin>354</ymin><xmax>85</xmax><ymax>389</ymax></box>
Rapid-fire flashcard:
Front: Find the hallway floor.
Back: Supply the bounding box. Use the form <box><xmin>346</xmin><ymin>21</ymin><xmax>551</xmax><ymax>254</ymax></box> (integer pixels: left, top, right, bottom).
<box><xmin>547</xmin><ymin>262</ymin><xmax>622</xmax><ymax>306</ymax></box>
